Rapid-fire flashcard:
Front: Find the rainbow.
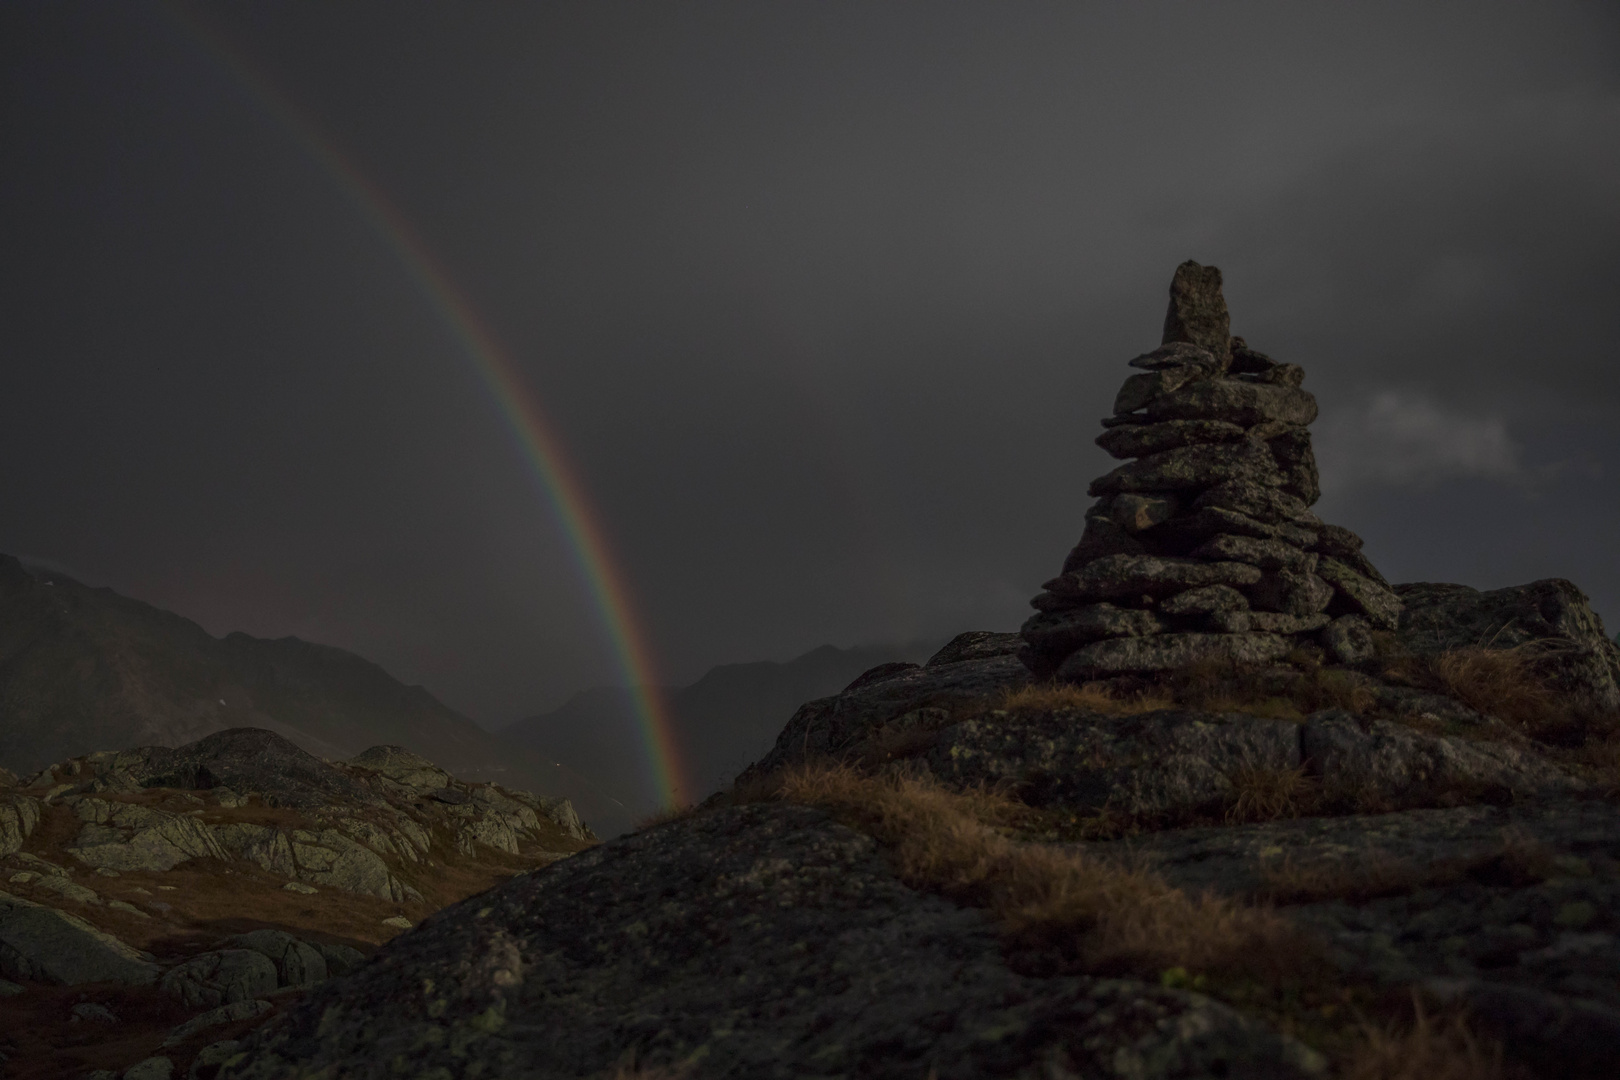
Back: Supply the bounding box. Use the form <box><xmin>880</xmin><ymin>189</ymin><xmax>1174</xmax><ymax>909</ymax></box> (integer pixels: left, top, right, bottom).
<box><xmin>163</xmin><ymin>5</ymin><xmax>690</xmax><ymax>808</ymax></box>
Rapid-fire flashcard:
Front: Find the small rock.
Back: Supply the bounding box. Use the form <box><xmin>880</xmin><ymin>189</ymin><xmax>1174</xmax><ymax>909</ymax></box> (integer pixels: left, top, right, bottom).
<box><xmin>1113</xmin><ymin>366</ymin><xmax>1209</xmax><ymax>414</ymax></box>
<box><xmin>381</xmin><ymin>916</ymin><xmax>412</xmax><ymax>930</ymax></box>
<box><xmin>122</xmin><ymin>1056</ymin><xmax>175</xmax><ymax>1080</ymax></box>
<box><xmin>162</xmin><ymin>999</ymin><xmax>272</xmax><ymax>1047</ymax></box>
<box><xmin>1318</xmin><ymin>557</ymin><xmax>1403</xmax><ymax>630</ymax></box>
<box><xmin>188</xmin><ymin>1040</ymin><xmax>243</xmax><ymax>1080</ymax></box>
<box><xmin>1321</xmin><ymin>614</ymin><xmax>1374</xmax><ymax>664</ymax></box>
<box><xmin>71</xmin><ymin>1001</ymin><xmax>119</xmax><ymax>1023</ymax></box>
<box><xmin>282</xmin><ymin>882</ymin><xmax>317</xmax><ymax>894</ymax></box>
<box><xmin>1109</xmin><ymin>492</ymin><xmax>1178</xmax><ymax>532</ymax></box>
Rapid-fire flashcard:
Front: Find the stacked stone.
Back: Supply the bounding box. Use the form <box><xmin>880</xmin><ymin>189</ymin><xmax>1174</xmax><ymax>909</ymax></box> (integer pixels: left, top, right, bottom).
<box><xmin>1021</xmin><ymin>261</ymin><xmax>1403</xmax><ymax>682</ymax></box>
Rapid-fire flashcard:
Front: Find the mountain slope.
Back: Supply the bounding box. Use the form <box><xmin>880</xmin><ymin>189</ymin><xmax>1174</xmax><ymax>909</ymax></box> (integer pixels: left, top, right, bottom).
<box><xmin>0</xmin><ymin>556</ymin><xmax>543</xmax><ymax>792</ymax></box>
<box><xmin>500</xmin><ymin>640</ymin><xmax>945</xmax><ymax>834</ymax></box>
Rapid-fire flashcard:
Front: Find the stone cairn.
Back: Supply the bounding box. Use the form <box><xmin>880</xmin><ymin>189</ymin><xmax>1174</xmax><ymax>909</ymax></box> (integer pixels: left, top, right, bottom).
<box><xmin>1021</xmin><ymin>261</ymin><xmax>1404</xmax><ymax>682</ymax></box>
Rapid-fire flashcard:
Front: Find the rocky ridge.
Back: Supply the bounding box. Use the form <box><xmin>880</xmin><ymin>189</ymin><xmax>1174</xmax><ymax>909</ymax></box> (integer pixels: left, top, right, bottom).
<box><xmin>207</xmin><ymin>266</ymin><xmax>1620</xmax><ymax>1080</ymax></box>
<box><xmin>0</xmin><ymin>729</ymin><xmax>591</xmax><ymax>1078</ymax></box>
<box><xmin>1021</xmin><ymin>260</ymin><xmax>1402</xmax><ymax>681</ymax></box>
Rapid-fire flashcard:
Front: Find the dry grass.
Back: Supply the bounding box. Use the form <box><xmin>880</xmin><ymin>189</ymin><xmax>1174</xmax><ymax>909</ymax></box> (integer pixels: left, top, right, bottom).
<box><xmin>1225</xmin><ymin>763</ymin><xmax>1315</xmax><ymax>823</ymax></box>
<box><xmin>1000</xmin><ymin>682</ymin><xmax>1173</xmax><ymax>715</ymax></box>
<box><xmin>1388</xmin><ymin>646</ymin><xmax>1572</xmax><ymax>741</ymax></box>
<box><xmin>754</xmin><ymin>762</ymin><xmax>1307</xmax><ymax>979</ymax></box>
<box><xmin>1342</xmin><ymin>996</ymin><xmax>1510</xmax><ymax>1080</ymax></box>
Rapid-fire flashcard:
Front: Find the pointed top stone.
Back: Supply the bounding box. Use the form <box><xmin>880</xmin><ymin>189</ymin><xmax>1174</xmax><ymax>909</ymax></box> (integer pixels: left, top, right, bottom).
<box><xmin>1161</xmin><ymin>261</ymin><xmax>1230</xmax><ymax>366</ymax></box>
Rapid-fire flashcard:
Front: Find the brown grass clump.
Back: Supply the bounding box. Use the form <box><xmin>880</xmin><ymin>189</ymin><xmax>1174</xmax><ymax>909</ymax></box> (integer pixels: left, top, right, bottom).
<box><xmin>1342</xmin><ymin>997</ymin><xmax>1509</xmax><ymax>1080</ymax></box>
<box><xmin>1225</xmin><ymin>763</ymin><xmax>1315</xmax><ymax>823</ymax></box>
<box><xmin>1000</xmin><ymin>682</ymin><xmax>1173</xmax><ymax>715</ymax></box>
<box><xmin>1390</xmin><ymin>646</ymin><xmax>1572</xmax><ymax>741</ymax></box>
<box><xmin>760</xmin><ymin>762</ymin><xmax>1306</xmax><ymax>979</ymax></box>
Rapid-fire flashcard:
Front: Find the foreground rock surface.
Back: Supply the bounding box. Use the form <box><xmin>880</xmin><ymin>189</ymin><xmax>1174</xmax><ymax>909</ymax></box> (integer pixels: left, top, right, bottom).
<box><xmin>219</xmin><ymin>804</ymin><xmax>1321</xmax><ymax>1080</ymax></box>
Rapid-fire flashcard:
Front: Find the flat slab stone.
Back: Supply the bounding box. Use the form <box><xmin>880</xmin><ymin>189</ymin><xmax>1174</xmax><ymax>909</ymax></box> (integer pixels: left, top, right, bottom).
<box><xmin>0</xmin><ymin>890</ymin><xmax>158</xmax><ymax>986</ymax></box>
<box><xmin>1089</xmin><ymin>439</ymin><xmax>1282</xmax><ymax>496</ymax></box>
<box><xmin>1045</xmin><ymin>555</ymin><xmax>1263</xmax><ymax>604</ymax></box>
<box><xmin>1056</xmin><ymin>632</ymin><xmax>1293</xmax><ymax>679</ymax></box>
<box><xmin>1145</xmin><ymin>380</ymin><xmax>1319</xmax><ymax>428</ymax></box>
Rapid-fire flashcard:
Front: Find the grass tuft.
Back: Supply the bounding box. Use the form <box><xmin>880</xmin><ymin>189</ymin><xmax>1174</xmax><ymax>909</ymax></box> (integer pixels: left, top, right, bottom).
<box><xmin>1000</xmin><ymin>682</ymin><xmax>1173</xmax><ymax>715</ymax></box>
<box><xmin>1225</xmin><ymin>763</ymin><xmax>1314</xmax><ymax>823</ymax></box>
<box><xmin>1387</xmin><ymin>646</ymin><xmax>1572</xmax><ymax>741</ymax></box>
<box><xmin>1343</xmin><ymin>996</ymin><xmax>1509</xmax><ymax>1080</ymax></box>
<box><xmin>758</xmin><ymin>762</ymin><xmax>1307</xmax><ymax>980</ymax></box>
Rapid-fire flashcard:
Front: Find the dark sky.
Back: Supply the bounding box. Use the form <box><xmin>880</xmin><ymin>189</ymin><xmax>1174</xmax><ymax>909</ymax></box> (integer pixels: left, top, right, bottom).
<box><xmin>3</xmin><ymin>1</ymin><xmax>1617</xmax><ymax>727</ymax></box>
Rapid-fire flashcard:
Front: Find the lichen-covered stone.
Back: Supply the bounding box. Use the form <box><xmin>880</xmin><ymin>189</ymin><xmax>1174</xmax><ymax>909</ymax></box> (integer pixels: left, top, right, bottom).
<box><xmin>1159</xmin><ymin>584</ymin><xmax>1250</xmax><ymax>616</ymax></box>
<box><xmin>1089</xmin><ymin>439</ymin><xmax>1282</xmax><ymax>496</ymax></box>
<box><xmin>161</xmin><ymin>949</ymin><xmax>278</xmax><ymax>1008</ymax></box>
<box><xmin>1193</xmin><ymin>480</ymin><xmax>1320</xmax><ymax>526</ymax></box>
<box><xmin>1108</xmin><ymin>492</ymin><xmax>1179</xmax><ymax>532</ymax></box>
<box><xmin>0</xmin><ymin>890</ymin><xmax>158</xmax><ymax>985</ymax></box>
<box><xmin>1145</xmin><ymin>380</ymin><xmax>1319</xmax><ymax>427</ymax></box>
<box><xmin>1056</xmin><ymin>632</ymin><xmax>1293</xmax><ymax>679</ymax></box>
<box><xmin>1113</xmin><ymin>365</ymin><xmax>1209</xmax><ymax>414</ymax></box>
<box><xmin>1161</xmin><ymin>260</ymin><xmax>1232</xmax><ymax>362</ymax></box>
<box><xmin>1317</xmin><ymin>558</ymin><xmax>1403</xmax><ymax>630</ymax></box>
<box><xmin>1321</xmin><ymin>614</ymin><xmax>1374</xmax><ymax>664</ymax></box>
<box><xmin>1128</xmin><ymin>341</ymin><xmax>1220</xmax><ymax>371</ymax></box>
<box><xmin>1095</xmin><ymin>419</ymin><xmax>1246</xmax><ymax>460</ymax></box>
<box><xmin>1249</xmin><ymin>569</ymin><xmax>1335</xmax><ymax>616</ymax></box>
<box><xmin>1191</xmin><ymin>534</ymin><xmax>1316</xmax><ymax>572</ymax></box>
<box><xmin>1044</xmin><ymin>555</ymin><xmax>1263</xmax><ymax>604</ymax></box>
<box><xmin>1020</xmin><ymin>604</ymin><xmax>1167</xmax><ymax>656</ymax></box>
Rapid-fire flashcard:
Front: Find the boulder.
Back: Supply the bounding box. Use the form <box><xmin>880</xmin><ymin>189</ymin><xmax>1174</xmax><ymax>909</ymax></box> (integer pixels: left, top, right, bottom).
<box><xmin>1301</xmin><ymin>711</ymin><xmax>1581</xmax><ymax>802</ymax></box>
<box><xmin>1394</xmin><ymin>579</ymin><xmax>1620</xmax><ymax>711</ymax></box>
<box><xmin>225</xmin><ymin>929</ymin><xmax>327</xmax><ymax>987</ymax></box>
<box><xmin>66</xmin><ymin>801</ymin><xmax>227</xmax><ymax>873</ymax></box>
<box><xmin>163</xmin><ymin>999</ymin><xmax>273</xmax><ymax>1047</ymax></box>
<box><xmin>160</xmin><ymin>949</ymin><xmax>278</xmax><ymax>1008</ymax></box>
<box><xmin>0</xmin><ymin>890</ymin><xmax>158</xmax><ymax>985</ymax></box>
<box><xmin>347</xmin><ymin>745</ymin><xmax>451</xmax><ymax>792</ymax></box>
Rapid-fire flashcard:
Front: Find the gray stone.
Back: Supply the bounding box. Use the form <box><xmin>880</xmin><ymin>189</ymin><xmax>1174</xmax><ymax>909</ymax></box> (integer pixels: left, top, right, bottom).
<box><xmin>1254</xmin><ymin>363</ymin><xmax>1305</xmax><ymax>388</ymax></box>
<box><xmin>225</xmin><ymin>929</ymin><xmax>327</xmax><ymax>988</ymax></box>
<box><xmin>1108</xmin><ymin>492</ymin><xmax>1178</xmax><ymax>532</ymax></box>
<box><xmin>314</xmin><ymin>943</ymin><xmax>366</xmax><ymax>978</ymax></box>
<box><xmin>0</xmin><ymin>977</ymin><xmax>21</xmax><ymax>995</ymax></box>
<box><xmin>742</xmin><ymin>651</ymin><xmax>1029</xmax><ymax>779</ymax></box>
<box><xmin>1145</xmin><ymin>379</ymin><xmax>1319</xmax><ymax>427</ymax></box>
<box><xmin>0</xmin><ymin>890</ymin><xmax>158</xmax><ymax>985</ymax></box>
<box><xmin>160</xmin><ymin>949</ymin><xmax>278</xmax><ymax>1009</ymax></box>
<box><xmin>1043</xmin><ymin>554</ymin><xmax>1263</xmax><ymax>604</ymax></box>
<box><xmin>1301</xmin><ymin>710</ymin><xmax>1580</xmax><ymax>802</ymax></box>
<box><xmin>1226</xmin><ymin>337</ymin><xmax>1278</xmax><ymax>374</ymax></box>
<box><xmin>218</xmin><ymin>805</ymin><xmax>1321</xmax><ymax>1080</ymax></box>
<box><xmin>66</xmin><ymin>799</ymin><xmax>228</xmax><ymax>873</ymax></box>
<box><xmin>1249</xmin><ymin>569</ymin><xmax>1335</xmax><ymax>616</ymax></box>
<box><xmin>1113</xmin><ymin>366</ymin><xmax>1208</xmax><ymax>414</ymax></box>
<box><xmin>347</xmin><ymin>745</ymin><xmax>450</xmax><ymax>792</ymax></box>
<box><xmin>1127</xmin><ymin>341</ymin><xmax>1220</xmax><ymax>371</ymax></box>
<box><xmin>1058</xmin><ymin>510</ymin><xmax>1146</xmax><ymax>569</ymax></box>
<box><xmin>123</xmin><ymin>1057</ymin><xmax>174</xmax><ymax>1080</ymax></box>
<box><xmin>189</xmin><ymin>1040</ymin><xmax>244</xmax><ymax>1080</ymax></box>
<box><xmin>1155</xmin><ymin>505</ymin><xmax>1318</xmax><ymax>548</ymax></box>
<box><xmin>1192</xmin><ymin>479</ymin><xmax>1320</xmax><ymax>526</ymax></box>
<box><xmin>162</xmin><ymin>999</ymin><xmax>272</xmax><ymax>1047</ymax></box>
<box><xmin>288</xmin><ymin>829</ymin><xmax>397</xmax><ymax>899</ymax></box>
<box><xmin>1056</xmin><ymin>632</ymin><xmax>1294</xmax><ymax>679</ymax></box>
<box><xmin>1089</xmin><ymin>438</ymin><xmax>1282</xmax><ymax>496</ymax></box>
<box><xmin>1191</xmin><ymin>534</ymin><xmax>1316</xmax><ymax>572</ymax></box>
<box><xmin>1161</xmin><ymin>260</ymin><xmax>1232</xmax><ymax>363</ymax></box>
<box><xmin>0</xmin><ymin>795</ymin><xmax>41</xmax><ymax>858</ymax></box>
<box><xmin>1394</xmin><ymin>578</ymin><xmax>1620</xmax><ymax>711</ymax></box>
<box><xmin>209</xmin><ymin>824</ymin><xmax>296</xmax><ymax>878</ymax></box>
<box><xmin>71</xmin><ymin>1001</ymin><xmax>118</xmax><ymax>1023</ymax></box>
<box><xmin>1096</xmin><ymin>418</ymin><xmax>1247</xmax><ymax>460</ymax></box>
<box><xmin>1318</xmin><ymin>557</ymin><xmax>1403</xmax><ymax>630</ymax></box>
<box><xmin>1159</xmin><ymin>584</ymin><xmax>1250</xmax><ymax>616</ymax></box>
<box><xmin>1262</xmin><ymin>426</ymin><xmax>1320</xmax><ymax>504</ymax></box>
<box><xmin>925</xmin><ymin>631</ymin><xmax>1024</xmax><ymax>667</ymax></box>
<box><xmin>1321</xmin><ymin>614</ymin><xmax>1374</xmax><ymax>664</ymax></box>
<box><xmin>1313</xmin><ymin>523</ymin><xmax>1365</xmax><ymax>557</ymax></box>
<box><xmin>1209</xmin><ymin>611</ymin><xmax>1330</xmax><ymax>635</ymax></box>
<box><xmin>1021</xmin><ymin>605</ymin><xmax>1166</xmax><ymax>656</ymax></box>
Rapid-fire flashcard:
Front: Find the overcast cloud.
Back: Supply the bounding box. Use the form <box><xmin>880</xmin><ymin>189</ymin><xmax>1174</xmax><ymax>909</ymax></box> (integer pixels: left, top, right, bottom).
<box><xmin>2</xmin><ymin>1</ymin><xmax>1617</xmax><ymax>729</ymax></box>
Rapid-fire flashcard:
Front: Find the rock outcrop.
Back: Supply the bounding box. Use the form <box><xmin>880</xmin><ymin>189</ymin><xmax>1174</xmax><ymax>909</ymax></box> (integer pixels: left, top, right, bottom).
<box><xmin>1021</xmin><ymin>262</ymin><xmax>1403</xmax><ymax>680</ymax></box>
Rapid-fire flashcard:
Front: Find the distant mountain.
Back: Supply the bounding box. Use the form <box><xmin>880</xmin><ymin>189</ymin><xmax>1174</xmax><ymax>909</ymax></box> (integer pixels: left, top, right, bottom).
<box><xmin>0</xmin><ymin>554</ymin><xmax>550</xmax><ymax>794</ymax></box>
<box><xmin>500</xmin><ymin>640</ymin><xmax>947</xmax><ymax>836</ymax></box>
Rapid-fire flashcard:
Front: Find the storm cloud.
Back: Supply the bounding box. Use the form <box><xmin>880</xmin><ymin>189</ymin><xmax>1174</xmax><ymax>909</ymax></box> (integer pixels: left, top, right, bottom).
<box><xmin>2</xmin><ymin>1</ymin><xmax>1616</xmax><ymax>732</ymax></box>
